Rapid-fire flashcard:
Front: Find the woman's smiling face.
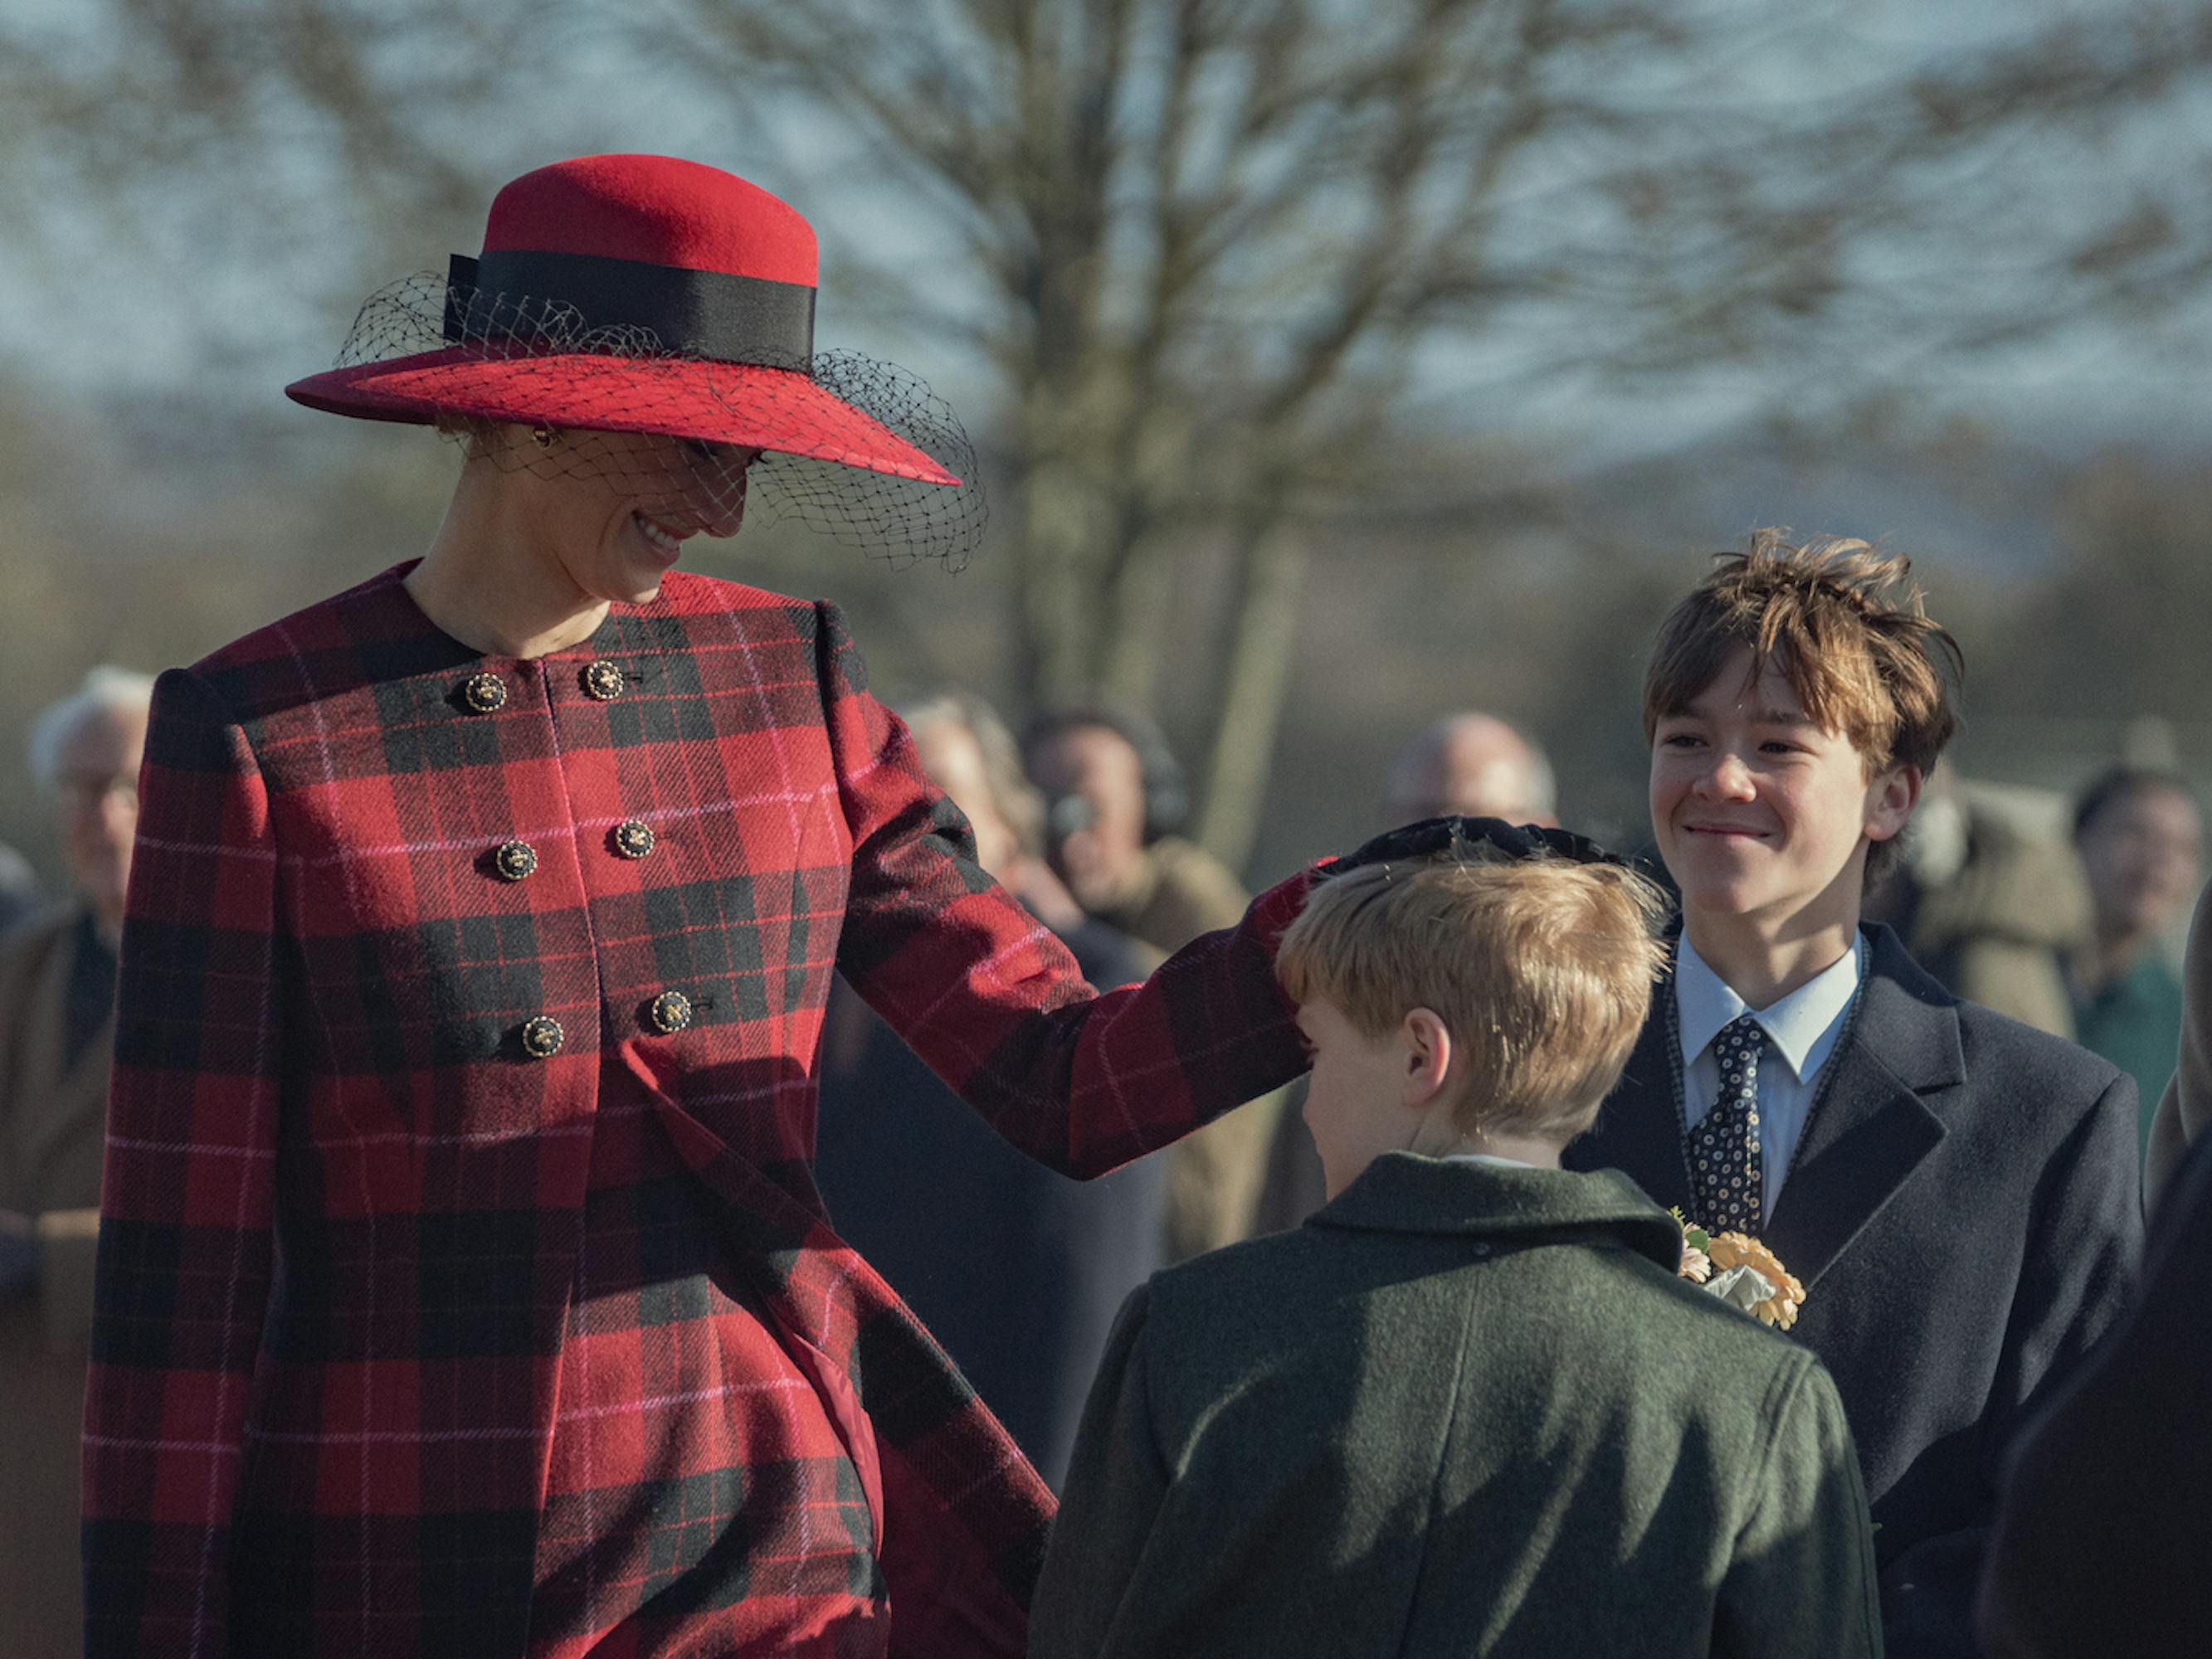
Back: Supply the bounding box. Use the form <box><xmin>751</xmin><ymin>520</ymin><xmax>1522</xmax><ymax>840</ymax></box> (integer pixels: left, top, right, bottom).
<box><xmin>1649</xmin><ymin>645</ymin><xmax>1915</xmax><ymax>927</ymax></box>
<box><xmin>515</xmin><ymin>430</ymin><xmax>761</xmax><ymax>606</ymax></box>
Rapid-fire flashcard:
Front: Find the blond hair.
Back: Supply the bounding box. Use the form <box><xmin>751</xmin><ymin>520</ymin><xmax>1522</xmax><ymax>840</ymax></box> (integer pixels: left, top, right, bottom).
<box><xmin>1276</xmin><ymin>854</ymin><xmax>1672</xmax><ymax>1144</ymax></box>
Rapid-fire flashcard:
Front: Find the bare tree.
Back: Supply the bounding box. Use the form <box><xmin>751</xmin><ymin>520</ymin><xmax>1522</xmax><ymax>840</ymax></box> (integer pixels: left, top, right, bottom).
<box><xmin>7</xmin><ymin>0</ymin><xmax>2212</xmax><ymax>865</ymax></box>
<box><xmin>658</xmin><ymin>0</ymin><xmax>2212</xmax><ymax>859</ymax></box>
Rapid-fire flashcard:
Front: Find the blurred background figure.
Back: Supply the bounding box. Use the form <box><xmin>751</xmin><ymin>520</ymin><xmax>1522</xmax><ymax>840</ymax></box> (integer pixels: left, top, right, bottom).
<box><xmin>1021</xmin><ymin>704</ymin><xmax>1282</xmax><ymax>1260</ymax></box>
<box><xmin>1864</xmin><ymin>765</ymin><xmax>2091</xmax><ymax>1039</ymax></box>
<box><xmin>812</xmin><ymin>693</ymin><xmax>1167</xmax><ymax>1487</ymax></box>
<box><xmin>1254</xmin><ymin>713</ymin><xmax>1568</xmax><ymax>1236</ymax></box>
<box><xmin>1021</xmin><ymin>704</ymin><xmax>1248</xmax><ymax>958</ymax></box>
<box><xmin>1382</xmin><ymin>711</ymin><xmax>1558</xmax><ymax>827</ymax></box>
<box><xmin>0</xmin><ymin>664</ymin><xmax>153</xmax><ymax>1658</ymax></box>
<box><xmin>2068</xmin><ymin>768</ymin><xmax>2205</xmax><ymax>1158</ymax></box>
<box><xmin>0</xmin><ymin>842</ymin><xmax>40</xmax><ymax>937</ymax></box>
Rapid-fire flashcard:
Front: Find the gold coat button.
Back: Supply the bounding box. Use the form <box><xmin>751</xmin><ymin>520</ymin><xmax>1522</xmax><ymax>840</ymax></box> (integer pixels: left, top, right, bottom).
<box><xmin>613</xmin><ymin>820</ymin><xmax>656</xmax><ymax>860</ymax></box>
<box><xmin>463</xmin><ymin>672</ymin><xmax>509</xmax><ymax>714</ymax></box>
<box><xmin>583</xmin><ymin>660</ymin><xmax>627</xmax><ymax>701</ymax></box>
<box><xmin>648</xmin><ymin>990</ymin><xmax>694</xmax><ymax>1034</ymax></box>
<box><xmin>494</xmin><ymin>840</ymin><xmax>538</xmax><ymax>882</ymax></box>
<box><xmin>520</xmin><ymin>1015</ymin><xmax>566</xmax><ymax>1058</ymax></box>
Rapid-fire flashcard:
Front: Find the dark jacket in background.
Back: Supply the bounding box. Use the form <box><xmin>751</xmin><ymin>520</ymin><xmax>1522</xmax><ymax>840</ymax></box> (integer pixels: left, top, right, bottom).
<box><xmin>1977</xmin><ymin>1126</ymin><xmax>2212</xmax><ymax>1656</ymax></box>
<box><xmin>1568</xmin><ymin>925</ymin><xmax>2141</xmax><ymax>1659</ymax></box>
<box><xmin>813</xmin><ymin>917</ymin><xmax>1167</xmax><ymax>1488</ymax></box>
<box><xmin>1031</xmin><ymin>1155</ymin><xmax>1883</xmax><ymax>1659</ymax></box>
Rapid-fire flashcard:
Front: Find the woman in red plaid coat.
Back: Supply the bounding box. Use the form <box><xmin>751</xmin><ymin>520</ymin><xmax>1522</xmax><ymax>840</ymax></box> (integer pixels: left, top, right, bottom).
<box><xmin>82</xmin><ymin>156</ymin><xmax>1310</xmax><ymax>1657</ymax></box>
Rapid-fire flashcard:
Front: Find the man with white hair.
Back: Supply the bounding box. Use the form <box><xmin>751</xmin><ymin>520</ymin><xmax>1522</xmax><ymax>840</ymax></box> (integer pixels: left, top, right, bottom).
<box><xmin>0</xmin><ymin>664</ymin><xmax>153</xmax><ymax>1657</ymax></box>
<box><xmin>1251</xmin><ymin>713</ymin><xmax>1562</xmax><ymax>1236</ymax></box>
<box><xmin>1384</xmin><ymin>712</ymin><xmax>1559</xmax><ymax>828</ymax></box>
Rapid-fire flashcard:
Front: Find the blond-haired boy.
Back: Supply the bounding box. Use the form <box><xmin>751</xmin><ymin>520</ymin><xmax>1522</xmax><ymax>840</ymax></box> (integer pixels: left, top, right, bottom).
<box><xmin>1568</xmin><ymin>531</ymin><xmax>2140</xmax><ymax>1657</ymax></box>
<box><xmin>1030</xmin><ymin>850</ymin><xmax>1882</xmax><ymax>1659</ymax></box>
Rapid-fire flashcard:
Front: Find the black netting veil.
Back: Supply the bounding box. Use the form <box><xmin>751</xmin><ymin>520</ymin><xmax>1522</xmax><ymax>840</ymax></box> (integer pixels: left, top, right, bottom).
<box><xmin>319</xmin><ymin>273</ymin><xmax>985</xmax><ymax>568</ymax></box>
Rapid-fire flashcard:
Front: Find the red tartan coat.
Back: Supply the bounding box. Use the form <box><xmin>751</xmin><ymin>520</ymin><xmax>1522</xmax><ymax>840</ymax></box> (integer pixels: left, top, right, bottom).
<box><xmin>83</xmin><ymin>563</ymin><xmax>1307</xmax><ymax>1657</ymax></box>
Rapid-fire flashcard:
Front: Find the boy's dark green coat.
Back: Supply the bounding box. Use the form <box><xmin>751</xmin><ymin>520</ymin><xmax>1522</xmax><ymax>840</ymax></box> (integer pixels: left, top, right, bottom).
<box><xmin>1030</xmin><ymin>1155</ymin><xmax>1882</xmax><ymax>1659</ymax></box>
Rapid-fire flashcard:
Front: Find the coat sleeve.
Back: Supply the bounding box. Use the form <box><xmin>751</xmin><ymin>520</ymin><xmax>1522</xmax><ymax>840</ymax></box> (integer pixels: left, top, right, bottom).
<box><xmin>1714</xmin><ymin>1352</ymin><xmax>1883</xmax><ymax>1659</ymax></box>
<box><xmin>83</xmin><ymin>667</ymin><xmax>282</xmax><ymax>1657</ymax></box>
<box><xmin>1026</xmin><ymin>1286</ymin><xmax>1168</xmax><ymax>1659</ymax></box>
<box><xmin>1978</xmin><ymin>1129</ymin><xmax>2212</xmax><ymax>1657</ymax></box>
<box><xmin>1883</xmin><ymin>1068</ymin><xmax>2142</xmax><ymax>1657</ymax></box>
<box><xmin>816</xmin><ymin>604</ymin><xmax>1308</xmax><ymax>1177</ymax></box>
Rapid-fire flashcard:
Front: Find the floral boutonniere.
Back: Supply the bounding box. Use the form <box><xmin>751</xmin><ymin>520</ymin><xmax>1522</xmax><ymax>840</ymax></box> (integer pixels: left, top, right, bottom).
<box><xmin>1672</xmin><ymin>1209</ymin><xmax>1806</xmax><ymax>1331</ymax></box>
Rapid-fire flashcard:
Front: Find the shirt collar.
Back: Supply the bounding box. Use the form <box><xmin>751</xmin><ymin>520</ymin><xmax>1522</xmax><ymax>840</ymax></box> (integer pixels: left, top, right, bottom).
<box><xmin>1674</xmin><ymin>932</ymin><xmax>1864</xmax><ymax>1083</ymax></box>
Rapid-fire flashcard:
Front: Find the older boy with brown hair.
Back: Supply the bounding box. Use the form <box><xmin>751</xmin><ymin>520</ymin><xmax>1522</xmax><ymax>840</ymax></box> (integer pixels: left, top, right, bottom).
<box><xmin>1568</xmin><ymin>531</ymin><xmax>2141</xmax><ymax>1658</ymax></box>
<box><xmin>1030</xmin><ymin>848</ymin><xmax>1883</xmax><ymax>1659</ymax></box>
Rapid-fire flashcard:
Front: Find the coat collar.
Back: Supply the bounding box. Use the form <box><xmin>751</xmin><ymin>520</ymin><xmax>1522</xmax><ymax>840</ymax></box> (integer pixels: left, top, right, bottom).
<box><xmin>1309</xmin><ymin>1151</ymin><xmax>1687</xmax><ymax>1274</ymax></box>
<box><xmin>1571</xmin><ymin>923</ymin><xmax>1959</xmax><ymax>1291</ymax></box>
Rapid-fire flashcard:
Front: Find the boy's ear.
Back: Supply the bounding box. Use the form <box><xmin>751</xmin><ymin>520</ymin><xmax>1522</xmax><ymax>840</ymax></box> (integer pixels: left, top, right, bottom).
<box><xmin>1401</xmin><ymin>1008</ymin><xmax>1454</xmax><ymax>1108</ymax></box>
<box><xmin>1865</xmin><ymin>762</ymin><xmax>1922</xmax><ymax>844</ymax></box>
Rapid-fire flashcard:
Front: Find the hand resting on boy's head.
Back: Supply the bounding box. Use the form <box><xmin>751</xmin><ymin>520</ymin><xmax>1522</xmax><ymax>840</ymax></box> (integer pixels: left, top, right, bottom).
<box><xmin>1331</xmin><ymin>814</ymin><xmax>1621</xmax><ymax>877</ymax></box>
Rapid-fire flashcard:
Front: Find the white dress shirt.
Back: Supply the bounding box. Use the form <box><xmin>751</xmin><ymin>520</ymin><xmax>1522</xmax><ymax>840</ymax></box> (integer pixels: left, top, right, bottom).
<box><xmin>1675</xmin><ymin>932</ymin><xmax>1865</xmax><ymax>1216</ymax></box>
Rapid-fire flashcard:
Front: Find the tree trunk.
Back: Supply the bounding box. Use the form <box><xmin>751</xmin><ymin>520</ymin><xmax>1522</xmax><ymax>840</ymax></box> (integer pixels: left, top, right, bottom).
<box><xmin>1193</xmin><ymin>524</ymin><xmax>1308</xmax><ymax>873</ymax></box>
<box><xmin>1097</xmin><ymin>528</ymin><xmax>1178</xmax><ymax>708</ymax></box>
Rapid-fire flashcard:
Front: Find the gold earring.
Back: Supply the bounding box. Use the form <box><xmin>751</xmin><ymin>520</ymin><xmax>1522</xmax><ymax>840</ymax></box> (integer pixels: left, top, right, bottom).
<box><xmin>530</xmin><ymin>426</ymin><xmax>556</xmax><ymax>449</ymax></box>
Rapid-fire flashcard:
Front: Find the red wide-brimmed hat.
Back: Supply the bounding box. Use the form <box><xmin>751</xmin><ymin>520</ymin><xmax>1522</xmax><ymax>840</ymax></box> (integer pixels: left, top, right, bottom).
<box><xmin>287</xmin><ymin>154</ymin><xmax>982</xmax><ymax>564</ymax></box>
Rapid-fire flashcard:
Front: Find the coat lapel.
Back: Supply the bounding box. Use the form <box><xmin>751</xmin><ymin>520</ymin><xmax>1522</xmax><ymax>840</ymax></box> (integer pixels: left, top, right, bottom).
<box><xmin>1567</xmin><ymin>1005</ymin><xmax>1695</xmax><ymax>1215</ymax></box>
<box><xmin>1762</xmin><ymin>928</ymin><xmax>1960</xmax><ymax>1291</ymax></box>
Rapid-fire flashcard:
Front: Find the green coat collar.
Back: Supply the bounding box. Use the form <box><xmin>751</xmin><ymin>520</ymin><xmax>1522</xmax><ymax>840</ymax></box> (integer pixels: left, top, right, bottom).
<box><xmin>1309</xmin><ymin>1153</ymin><xmax>1685</xmax><ymax>1274</ymax></box>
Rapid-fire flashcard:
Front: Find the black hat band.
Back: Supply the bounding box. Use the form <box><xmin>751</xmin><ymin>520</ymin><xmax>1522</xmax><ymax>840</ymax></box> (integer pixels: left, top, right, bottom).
<box><xmin>443</xmin><ymin>250</ymin><xmax>816</xmax><ymax>368</ymax></box>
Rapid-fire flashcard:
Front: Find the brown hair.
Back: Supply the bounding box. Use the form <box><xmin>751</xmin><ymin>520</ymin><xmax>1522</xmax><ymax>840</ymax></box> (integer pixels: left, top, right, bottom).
<box><xmin>1276</xmin><ymin>854</ymin><xmax>1671</xmax><ymax>1145</ymax></box>
<box><xmin>1643</xmin><ymin>530</ymin><xmax>1963</xmax><ymax>881</ymax></box>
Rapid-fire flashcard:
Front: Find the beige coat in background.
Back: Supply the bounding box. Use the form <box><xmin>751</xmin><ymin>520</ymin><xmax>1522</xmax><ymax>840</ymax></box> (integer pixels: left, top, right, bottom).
<box><xmin>0</xmin><ymin>902</ymin><xmax>113</xmax><ymax>1659</ymax></box>
<box><xmin>2146</xmin><ymin>876</ymin><xmax>2212</xmax><ymax>1206</ymax></box>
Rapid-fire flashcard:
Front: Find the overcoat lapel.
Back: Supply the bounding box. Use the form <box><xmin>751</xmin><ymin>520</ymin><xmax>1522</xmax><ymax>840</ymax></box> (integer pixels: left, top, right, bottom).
<box><xmin>1573</xmin><ymin>929</ymin><xmax>1961</xmax><ymax>1293</ymax></box>
<box><xmin>1573</xmin><ymin>1009</ymin><xmax>1695</xmax><ymax>1215</ymax></box>
<box><xmin>1762</xmin><ymin>930</ymin><xmax>1960</xmax><ymax>1291</ymax></box>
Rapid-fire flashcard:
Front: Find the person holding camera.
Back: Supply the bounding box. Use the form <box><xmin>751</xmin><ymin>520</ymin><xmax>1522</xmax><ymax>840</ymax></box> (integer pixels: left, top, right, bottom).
<box><xmin>1020</xmin><ymin>707</ymin><xmax>1251</xmax><ymax>961</ymax></box>
<box><xmin>1021</xmin><ymin>707</ymin><xmax>1283</xmax><ymax>1260</ymax></box>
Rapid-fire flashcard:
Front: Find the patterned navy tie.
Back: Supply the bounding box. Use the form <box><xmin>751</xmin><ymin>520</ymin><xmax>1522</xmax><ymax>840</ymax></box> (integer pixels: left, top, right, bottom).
<box><xmin>1689</xmin><ymin>1013</ymin><xmax>1766</xmax><ymax>1234</ymax></box>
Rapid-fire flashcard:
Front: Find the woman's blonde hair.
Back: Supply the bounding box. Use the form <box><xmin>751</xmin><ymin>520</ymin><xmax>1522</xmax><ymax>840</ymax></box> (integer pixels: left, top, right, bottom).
<box><xmin>1276</xmin><ymin>854</ymin><xmax>1672</xmax><ymax>1144</ymax></box>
